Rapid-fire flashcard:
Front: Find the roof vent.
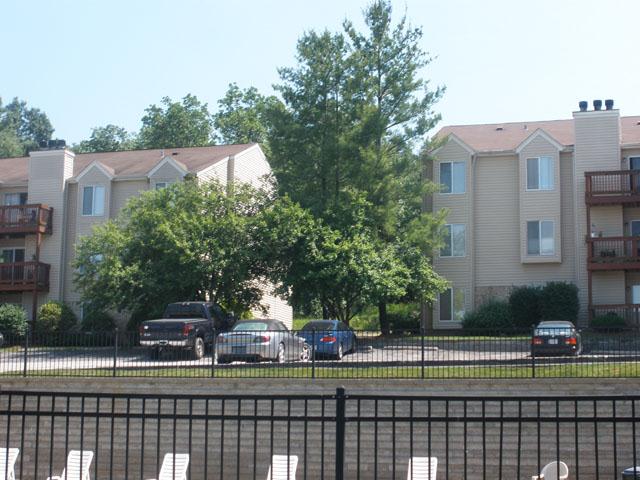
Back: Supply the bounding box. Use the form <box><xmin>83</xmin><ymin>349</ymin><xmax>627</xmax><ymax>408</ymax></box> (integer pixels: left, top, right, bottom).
<box><xmin>496</xmin><ymin>126</ymin><xmax>504</xmax><ymax>131</ymax></box>
<box><xmin>593</xmin><ymin>99</ymin><xmax>602</xmax><ymax>111</ymax></box>
<box><xmin>578</xmin><ymin>101</ymin><xmax>588</xmax><ymax>112</ymax></box>
<box><xmin>605</xmin><ymin>99</ymin><xmax>614</xmax><ymax>110</ymax></box>
<box><xmin>172</xmin><ymin>152</ymin><xmax>179</xmax><ymax>156</ymax></box>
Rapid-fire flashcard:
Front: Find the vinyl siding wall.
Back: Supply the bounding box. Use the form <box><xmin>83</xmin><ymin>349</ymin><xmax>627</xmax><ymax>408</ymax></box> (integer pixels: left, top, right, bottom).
<box><xmin>197</xmin><ymin>159</ymin><xmax>228</xmax><ymax>185</ymax></box>
<box><xmin>148</xmin><ymin>161</ymin><xmax>184</xmax><ymax>188</ymax></box>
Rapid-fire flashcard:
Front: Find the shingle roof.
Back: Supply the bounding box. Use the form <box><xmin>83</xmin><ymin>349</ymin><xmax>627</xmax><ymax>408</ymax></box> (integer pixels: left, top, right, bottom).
<box><xmin>437</xmin><ymin>116</ymin><xmax>640</xmax><ymax>153</ymax></box>
<box><xmin>0</xmin><ymin>143</ymin><xmax>257</xmax><ymax>184</ymax></box>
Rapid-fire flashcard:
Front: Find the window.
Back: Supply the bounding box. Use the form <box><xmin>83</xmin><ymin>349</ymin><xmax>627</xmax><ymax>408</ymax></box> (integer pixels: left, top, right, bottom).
<box><xmin>82</xmin><ymin>186</ymin><xmax>105</xmax><ymax>216</ymax></box>
<box><xmin>3</xmin><ymin>193</ymin><xmax>27</xmax><ymax>206</ymax></box>
<box><xmin>155</xmin><ymin>182</ymin><xmax>172</xmax><ymax>190</ymax></box>
<box><xmin>527</xmin><ymin>220</ymin><xmax>554</xmax><ymax>255</ymax></box>
<box><xmin>526</xmin><ymin>156</ymin><xmax>553</xmax><ymax>190</ymax></box>
<box><xmin>441</xmin><ymin>224</ymin><xmax>465</xmax><ymax>257</ymax></box>
<box><xmin>439</xmin><ymin>288</ymin><xmax>465</xmax><ymax>322</ymax></box>
<box><xmin>440</xmin><ymin>161</ymin><xmax>465</xmax><ymax>194</ymax></box>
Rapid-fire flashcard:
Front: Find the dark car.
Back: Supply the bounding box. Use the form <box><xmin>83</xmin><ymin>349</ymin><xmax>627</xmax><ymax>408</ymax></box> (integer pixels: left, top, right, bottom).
<box><xmin>531</xmin><ymin>321</ymin><xmax>582</xmax><ymax>356</ymax></box>
<box><xmin>298</xmin><ymin>320</ymin><xmax>357</xmax><ymax>360</ymax></box>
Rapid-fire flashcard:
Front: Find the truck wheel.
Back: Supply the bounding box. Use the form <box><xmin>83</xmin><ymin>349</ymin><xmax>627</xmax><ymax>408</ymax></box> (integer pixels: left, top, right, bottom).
<box><xmin>192</xmin><ymin>337</ymin><xmax>205</xmax><ymax>360</ymax></box>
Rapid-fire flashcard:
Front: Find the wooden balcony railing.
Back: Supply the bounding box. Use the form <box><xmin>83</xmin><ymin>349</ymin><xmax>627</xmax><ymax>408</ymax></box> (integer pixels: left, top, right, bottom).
<box><xmin>0</xmin><ymin>204</ymin><xmax>53</xmax><ymax>235</ymax></box>
<box><xmin>587</xmin><ymin>236</ymin><xmax>640</xmax><ymax>270</ymax></box>
<box><xmin>0</xmin><ymin>262</ymin><xmax>50</xmax><ymax>292</ymax></box>
<box><xmin>590</xmin><ymin>304</ymin><xmax>640</xmax><ymax>327</ymax></box>
<box><xmin>585</xmin><ymin>170</ymin><xmax>640</xmax><ymax>205</ymax></box>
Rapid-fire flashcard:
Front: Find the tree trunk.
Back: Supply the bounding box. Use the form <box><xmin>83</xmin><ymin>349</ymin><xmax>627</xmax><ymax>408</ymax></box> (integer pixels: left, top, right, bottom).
<box><xmin>379</xmin><ymin>302</ymin><xmax>390</xmax><ymax>336</ymax></box>
<box><xmin>322</xmin><ymin>304</ymin><xmax>330</xmax><ymax>320</ymax></box>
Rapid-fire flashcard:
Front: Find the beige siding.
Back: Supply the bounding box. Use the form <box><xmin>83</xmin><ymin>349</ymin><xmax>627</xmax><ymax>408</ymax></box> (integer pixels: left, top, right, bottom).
<box><xmin>197</xmin><ymin>159</ymin><xmax>228</xmax><ymax>185</ymax></box>
<box><xmin>76</xmin><ymin>168</ymin><xmax>112</xmax><ymax>241</ymax></box>
<box><xmin>110</xmin><ymin>180</ymin><xmax>148</xmax><ymax>217</ymax></box>
<box><xmin>63</xmin><ymin>183</ymin><xmax>79</xmax><ymax>305</ymax></box>
<box><xmin>234</xmin><ymin>146</ymin><xmax>271</xmax><ymax>187</ymax></box>
<box><xmin>590</xmin><ymin>206</ymin><xmax>623</xmax><ymax>236</ymax></box>
<box><xmin>149</xmin><ymin>160</ymin><xmax>184</xmax><ymax>188</ymax></box>
<box><xmin>518</xmin><ymin>134</ymin><xmax>562</xmax><ymax>263</ymax></box>
<box><xmin>591</xmin><ymin>271</ymin><xmax>625</xmax><ymax>305</ymax></box>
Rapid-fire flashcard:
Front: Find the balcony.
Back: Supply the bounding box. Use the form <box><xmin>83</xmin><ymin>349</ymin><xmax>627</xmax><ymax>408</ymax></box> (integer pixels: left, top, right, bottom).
<box><xmin>0</xmin><ymin>262</ymin><xmax>50</xmax><ymax>292</ymax></box>
<box><xmin>587</xmin><ymin>237</ymin><xmax>640</xmax><ymax>270</ymax></box>
<box><xmin>590</xmin><ymin>304</ymin><xmax>640</xmax><ymax>327</ymax></box>
<box><xmin>585</xmin><ymin>170</ymin><xmax>640</xmax><ymax>206</ymax></box>
<box><xmin>0</xmin><ymin>204</ymin><xmax>53</xmax><ymax>235</ymax></box>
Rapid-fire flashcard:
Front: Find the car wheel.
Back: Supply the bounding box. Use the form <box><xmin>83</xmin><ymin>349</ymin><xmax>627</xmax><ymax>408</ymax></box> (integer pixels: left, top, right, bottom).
<box><xmin>300</xmin><ymin>343</ymin><xmax>310</xmax><ymax>362</ymax></box>
<box><xmin>336</xmin><ymin>342</ymin><xmax>344</xmax><ymax>360</ymax></box>
<box><xmin>192</xmin><ymin>337</ymin><xmax>205</xmax><ymax>360</ymax></box>
<box><xmin>277</xmin><ymin>343</ymin><xmax>286</xmax><ymax>363</ymax></box>
<box><xmin>573</xmin><ymin>343</ymin><xmax>582</xmax><ymax>356</ymax></box>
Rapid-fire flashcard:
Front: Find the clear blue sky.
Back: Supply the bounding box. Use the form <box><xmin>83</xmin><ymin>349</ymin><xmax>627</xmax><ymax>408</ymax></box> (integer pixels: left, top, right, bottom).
<box><xmin>2</xmin><ymin>0</ymin><xmax>639</xmax><ymax>144</ymax></box>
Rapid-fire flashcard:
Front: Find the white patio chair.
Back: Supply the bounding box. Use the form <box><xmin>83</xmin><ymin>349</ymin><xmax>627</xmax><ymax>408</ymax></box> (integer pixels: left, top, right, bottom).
<box><xmin>0</xmin><ymin>448</ymin><xmax>19</xmax><ymax>480</ymax></box>
<box><xmin>540</xmin><ymin>460</ymin><xmax>569</xmax><ymax>480</ymax></box>
<box><xmin>46</xmin><ymin>449</ymin><xmax>93</xmax><ymax>480</ymax></box>
<box><xmin>407</xmin><ymin>456</ymin><xmax>437</xmax><ymax>480</ymax></box>
<box><xmin>266</xmin><ymin>454</ymin><xmax>298</xmax><ymax>480</ymax></box>
<box><xmin>146</xmin><ymin>453</ymin><xmax>189</xmax><ymax>480</ymax></box>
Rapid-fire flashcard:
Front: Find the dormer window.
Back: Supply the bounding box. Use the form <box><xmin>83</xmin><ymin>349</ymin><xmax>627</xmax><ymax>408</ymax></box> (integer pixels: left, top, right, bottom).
<box><xmin>82</xmin><ymin>185</ymin><xmax>105</xmax><ymax>216</ymax></box>
<box><xmin>526</xmin><ymin>156</ymin><xmax>554</xmax><ymax>190</ymax></box>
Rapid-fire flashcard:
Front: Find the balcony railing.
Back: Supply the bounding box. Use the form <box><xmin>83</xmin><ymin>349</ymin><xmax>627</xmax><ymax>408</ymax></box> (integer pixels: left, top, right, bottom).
<box><xmin>0</xmin><ymin>261</ymin><xmax>50</xmax><ymax>292</ymax></box>
<box><xmin>585</xmin><ymin>170</ymin><xmax>640</xmax><ymax>205</ymax></box>
<box><xmin>0</xmin><ymin>204</ymin><xmax>53</xmax><ymax>235</ymax></box>
<box><xmin>587</xmin><ymin>236</ymin><xmax>640</xmax><ymax>270</ymax></box>
<box><xmin>590</xmin><ymin>303</ymin><xmax>640</xmax><ymax>326</ymax></box>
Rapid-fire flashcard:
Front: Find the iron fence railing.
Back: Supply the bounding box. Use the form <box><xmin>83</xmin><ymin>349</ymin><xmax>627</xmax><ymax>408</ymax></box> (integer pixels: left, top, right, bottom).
<box><xmin>1</xmin><ymin>328</ymin><xmax>639</xmax><ymax>379</ymax></box>
<box><xmin>1</xmin><ymin>388</ymin><xmax>639</xmax><ymax>479</ymax></box>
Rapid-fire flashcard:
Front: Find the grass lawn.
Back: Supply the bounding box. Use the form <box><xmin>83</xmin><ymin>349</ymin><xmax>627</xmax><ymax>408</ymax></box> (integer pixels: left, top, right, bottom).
<box><xmin>12</xmin><ymin>361</ymin><xmax>640</xmax><ymax>379</ymax></box>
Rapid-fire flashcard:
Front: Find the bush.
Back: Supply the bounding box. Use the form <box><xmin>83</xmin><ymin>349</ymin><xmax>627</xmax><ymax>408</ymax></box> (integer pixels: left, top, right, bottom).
<box><xmin>36</xmin><ymin>301</ymin><xmax>77</xmax><ymax>334</ymax></box>
<box><xmin>591</xmin><ymin>312</ymin><xmax>626</xmax><ymax>331</ymax></box>
<box><xmin>462</xmin><ymin>299</ymin><xmax>513</xmax><ymax>335</ymax></box>
<box><xmin>0</xmin><ymin>303</ymin><xmax>28</xmax><ymax>337</ymax></box>
<box><xmin>81</xmin><ymin>307</ymin><xmax>116</xmax><ymax>332</ymax></box>
<box><xmin>509</xmin><ymin>285</ymin><xmax>541</xmax><ymax>330</ymax></box>
<box><xmin>540</xmin><ymin>282</ymin><xmax>579</xmax><ymax>322</ymax></box>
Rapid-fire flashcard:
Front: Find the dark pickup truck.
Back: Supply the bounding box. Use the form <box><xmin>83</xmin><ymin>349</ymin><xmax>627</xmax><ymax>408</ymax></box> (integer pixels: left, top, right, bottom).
<box><xmin>138</xmin><ymin>302</ymin><xmax>235</xmax><ymax>359</ymax></box>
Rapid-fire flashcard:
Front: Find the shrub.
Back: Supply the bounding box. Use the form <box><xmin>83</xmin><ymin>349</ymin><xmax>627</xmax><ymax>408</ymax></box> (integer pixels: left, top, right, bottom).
<box><xmin>36</xmin><ymin>301</ymin><xmax>77</xmax><ymax>334</ymax></box>
<box><xmin>462</xmin><ymin>299</ymin><xmax>513</xmax><ymax>335</ymax></box>
<box><xmin>539</xmin><ymin>282</ymin><xmax>579</xmax><ymax>322</ymax></box>
<box><xmin>591</xmin><ymin>312</ymin><xmax>626</xmax><ymax>331</ymax></box>
<box><xmin>0</xmin><ymin>303</ymin><xmax>28</xmax><ymax>337</ymax></box>
<box><xmin>81</xmin><ymin>307</ymin><xmax>116</xmax><ymax>332</ymax></box>
<box><xmin>509</xmin><ymin>285</ymin><xmax>541</xmax><ymax>330</ymax></box>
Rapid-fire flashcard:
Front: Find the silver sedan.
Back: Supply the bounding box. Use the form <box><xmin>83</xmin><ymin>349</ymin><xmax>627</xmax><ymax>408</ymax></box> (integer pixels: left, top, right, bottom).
<box><xmin>215</xmin><ymin>319</ymin><xmax>309</xmax><ymax>364</ymax></box>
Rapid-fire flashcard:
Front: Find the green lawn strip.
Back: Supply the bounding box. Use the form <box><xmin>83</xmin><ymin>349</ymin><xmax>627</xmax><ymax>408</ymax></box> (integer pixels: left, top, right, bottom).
<box><xmin>10</xmin><ymin>362</ymin><xmax>639</xmax><ymax>379</ymax></box>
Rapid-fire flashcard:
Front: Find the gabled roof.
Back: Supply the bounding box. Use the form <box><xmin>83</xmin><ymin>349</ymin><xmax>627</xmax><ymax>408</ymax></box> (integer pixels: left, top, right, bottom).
<box><xmin>0</xmin><ymin>143</ymin><xmax>258</xmax><ymax>184</ymax></box>
<box><xmin>436</xmin><ymin>116</ymin><xmax>640</xmax><ymax>153</ymax></box>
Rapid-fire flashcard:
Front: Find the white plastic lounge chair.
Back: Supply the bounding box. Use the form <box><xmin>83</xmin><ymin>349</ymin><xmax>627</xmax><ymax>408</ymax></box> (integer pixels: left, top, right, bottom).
<box><xmin>46</xmin><ymin>449</ymin><xmax>93</xmax><ymax>480</ymax></box>
<box><xmin>266</xmin><ymin>454</ymin><xmax>298</xmax><ymax>480</ymax></box>
<box><xmin>146</xmin><ymin>453</ymin><xmax>189</xmax><ymax>480</ymax></box>
<box><xmin>407</xmin><ymin>457</ymin><xmax>437</xmax><ymax>480</ymax></box>
<box><xmin>540</xmin><ymin>461</ymin><xmax>569</xmax><ymax>480</ymax></box>
<box><xmin>0</xmin><ymin>448</ymin><xmax>19</xmax><ymax>480</ymax></box>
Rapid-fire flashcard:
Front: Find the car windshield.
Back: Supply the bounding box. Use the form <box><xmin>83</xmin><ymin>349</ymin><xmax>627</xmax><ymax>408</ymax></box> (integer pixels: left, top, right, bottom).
<box><xmin>535</xmin><ymin>327</ymin><xmax>573</xmax><ymax>336</ymax></box>
<box><xmin>164</xmin><ymin>304</ymin><xmax>206</xmax><ymax>319</ymax></box>
<box><xmin>232</xmin><ymin>322</ymin><xmax>269</xmax><ymax>331</ymax></box>
<box><xmin>302</xmin><ymin>321</ymin><xmax>335</xmax><ymax>331</ymax></box>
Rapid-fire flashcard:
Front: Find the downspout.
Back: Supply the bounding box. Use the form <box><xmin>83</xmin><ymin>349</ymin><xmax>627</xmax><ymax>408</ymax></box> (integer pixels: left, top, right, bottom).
<box><xmin>59</xmin><ymin>180</ymin><xmax>69</xmax><ymax>303</ymax></box>
<box><xmin>471</xmin><ymin>153</ymin><xmax>477</xmax><ymax>312</ymax></box>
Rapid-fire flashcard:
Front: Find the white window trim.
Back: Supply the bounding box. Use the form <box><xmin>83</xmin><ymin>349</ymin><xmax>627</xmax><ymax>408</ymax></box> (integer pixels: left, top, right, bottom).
<box><xmin>440</xmin><ymin>224</ymin><xmax>466</xmax><ymax>258</ymax></box>
<box><xmin>81</xmin><ymin>185</ymin><xmax>106</xmax><ymax>217</ymax></box>
<box><xmin>525</xmin><ymin>156</ymin><xmax>554</xmax><ymax>192</ymax></box>
<box><xmin>439</xmin><ymin>287</ymin><xmax>465</xmax><ymax>322</ymax></box>
<box><xmin>154</xmin><ymin>181</ymin><xmax>173</xmax><ymax>190</ymax></box>
<box><xmin>439</xmin><ymin>161</ymin><xmax>466</xmax><ymax>195</ymax></box>
<box><xmin>527</xmin><ymin>219</ymin><xmax>555</xmax><ymax>256</ymax></box>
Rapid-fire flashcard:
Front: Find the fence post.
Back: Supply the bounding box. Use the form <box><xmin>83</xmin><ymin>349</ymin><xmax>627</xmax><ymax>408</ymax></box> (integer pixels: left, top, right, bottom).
<box><xmin>211</xmin><ymin>329</ymin><xmax>217</xmax><ymax>378</ymax></box>
<box><xmin>335</xmin><ymin>387</ymin><xmax>346</xmax><ymax>480</ymax></box>
<box><xmin>311</xmin><ymin>328</ymin><xmax>316</xmax><ymax>379</ymax></box>
<box><xmin>421</xmin><ymin>327</ymin><xmax>425</xmax><ymax>379</ymax></box>
<box><xmin>531</xmin><ymin>325</ymin><xmax>536</xmax><ymax>379</ymax></box>
<box><xmin>112</xmin><ymin>328</ymin><xmax>119</xmax><ymax>377</ymax></box>
<box><xmin>22</xmin><ymin>327</ymin><xmax>29</xmax><ymax>378</ymax></box>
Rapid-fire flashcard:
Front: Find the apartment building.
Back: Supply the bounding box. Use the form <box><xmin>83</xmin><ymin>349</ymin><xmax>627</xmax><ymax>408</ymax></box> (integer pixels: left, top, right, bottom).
<box><xmin>0</xmin><ymin>143</ymin><xmax>293</xmax><ymax>327</ymax></box>
<box><xmin>428</xmin><ymin>100</ymin><xmax>640</xmax><ymax>329</ymax></box>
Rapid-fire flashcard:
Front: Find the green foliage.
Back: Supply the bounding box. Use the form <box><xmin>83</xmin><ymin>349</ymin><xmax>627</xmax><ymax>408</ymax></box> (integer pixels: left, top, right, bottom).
<box><xmin>509</xmin><ymin>285</ymin><xmax>542</xmax><ymax>329</ymax></box>
<box><xmin>138</xmin><ymin>94</ymin><xmax>212</xmax><ymax>148</ymax></box>
<box><xmin>591</xmin><ymin>313</ymin><xmax>626</xmax><ymax>330</ymax></box>
<box><xmin>540</xmin><ymin>282</ymin><xmax>580</xmax><ymax>322</ymax></box>
<box><xmin>74</xmin><ymin>124</ymin><xmax>136</xmax><ymax>153</ymax></box>
<box><xmin>37</xmin><ymin>301</ymin><xmax>77</xmax><ymax>334</ymax></box>
<box><xmin>81</xmin><ymin>307</ymin><xmax>116</xmax><ymax>332</ymax></box>
<box><xmin>463</xmin><ymin>299</ymin><xmax>513</xmax><ymax>335</ymax></box>
<box><xmin>0</xmin><ymin>96</ymin><xmax>54</xmax><ymax>157</ymax></box>
<box><xmin>0</xmin><ymin>303</ymin><xmax>28</xmax><ymax>337</ymax></box>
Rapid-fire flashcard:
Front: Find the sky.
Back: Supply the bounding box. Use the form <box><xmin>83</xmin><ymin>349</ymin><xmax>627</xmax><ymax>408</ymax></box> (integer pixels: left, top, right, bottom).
<box><xmin>1</xmin><ymin>0</ymin><xmax>639</xmax><ymax>144</ymax></box>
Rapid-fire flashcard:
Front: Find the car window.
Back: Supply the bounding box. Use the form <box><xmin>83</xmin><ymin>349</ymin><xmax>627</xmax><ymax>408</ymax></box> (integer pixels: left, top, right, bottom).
<box><xmin>232</xmin><ymin>322</ymin><xmax>268</xmax><ymax>331</ymax></box>
<box><xmin>277</xmin><ymin>321</ymin><xmax>288</xmax><ymax>331</ymax></box>
<box><xmin>535</xmin><ymin>327</ymin><xmax>573</xmax><ymax>336</ymax></box>
<box><xmin>302</xmin><ymin>321</ymin><xmax>334</xmax><ymax>331</ymax></box>
<box><xmin>164</xmin><ymin>303</ymin><xmax>207</xmax><ymax>319</ymax></box>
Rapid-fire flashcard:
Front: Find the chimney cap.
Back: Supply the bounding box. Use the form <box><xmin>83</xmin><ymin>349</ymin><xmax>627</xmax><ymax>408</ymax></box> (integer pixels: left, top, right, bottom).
<box><xmin>593</xmin><ymin>99</ymin><xmax>603</xmax><ymax>111</ymax></box>
<box><xmin>605</xmin><ymin>99</ymin><xmax>614</xmax><ymax>110</ymax></box>
<box><xmin>578</xmin><ymin>101</ymin><xmax>588</xmax><ymax>112</ymax></box>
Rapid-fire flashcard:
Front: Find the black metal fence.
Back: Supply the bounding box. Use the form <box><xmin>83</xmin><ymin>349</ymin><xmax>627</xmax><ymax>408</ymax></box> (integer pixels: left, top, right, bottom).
<box><xmin>1</xmin><ymin>388</ymin><xmax>640</xmax><ymax>479</ymax></box>
<box><xmin>0</xmin><ymin>328</ymin><xmax>639</xmax><ymax>378</ymax></box>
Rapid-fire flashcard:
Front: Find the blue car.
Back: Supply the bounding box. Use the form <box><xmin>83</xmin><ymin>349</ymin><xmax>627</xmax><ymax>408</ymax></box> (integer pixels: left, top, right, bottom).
<box><xmin>298</xmin><ymin>320</ymin><xmax>357</xmax><ymax>360</ymax></box>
